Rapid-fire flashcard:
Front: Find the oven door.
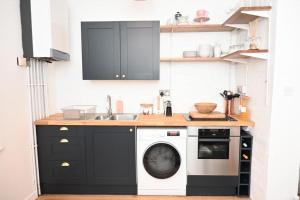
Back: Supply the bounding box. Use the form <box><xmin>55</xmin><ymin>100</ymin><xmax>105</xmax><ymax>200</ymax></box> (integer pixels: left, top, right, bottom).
<box><xmin>187</xmin><ymin>130</ymin><xmax>240</xmax><ymax>176</ymax></box>
<box><xmin>198</xmin><ymin>138</ymin><xmax>230</xmax><ymax>159</ymax></box>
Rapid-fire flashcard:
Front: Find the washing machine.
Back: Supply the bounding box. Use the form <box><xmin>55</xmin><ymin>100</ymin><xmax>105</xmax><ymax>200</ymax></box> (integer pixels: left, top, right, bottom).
<box><xmin>137</xmin><ymin>127</ymin><xmax>187</xmax><ymax>195</ymax></box>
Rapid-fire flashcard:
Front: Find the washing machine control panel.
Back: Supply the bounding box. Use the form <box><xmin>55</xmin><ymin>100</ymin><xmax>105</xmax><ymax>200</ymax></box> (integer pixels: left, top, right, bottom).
<box><xmin>167</xmin><ymin>131</ymin><xmax>180</xmax><ymax>136</ymax></box>
<box><xmin>137</xmin><ymin>128</ymin><xmax>187</xmax><ymax>140</ymax></box>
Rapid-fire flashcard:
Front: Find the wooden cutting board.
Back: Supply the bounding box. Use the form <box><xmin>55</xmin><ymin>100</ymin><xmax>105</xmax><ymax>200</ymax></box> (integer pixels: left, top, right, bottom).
<box><xmin>189</xmin><ymin>111</ymin><xmax>226</xmax><ymax>119</ymax></box>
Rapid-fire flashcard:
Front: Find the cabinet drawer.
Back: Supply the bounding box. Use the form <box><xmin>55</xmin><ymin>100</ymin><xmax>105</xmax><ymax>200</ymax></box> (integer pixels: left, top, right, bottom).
<box><xmin>36</xmin><ymin>125</ymin><xmax>84</xmax><ymax>137</ymax></box>
<box><xmin>39</xmin><ymin>160</ymin><xmax>86</xmax><ymax>184</ymax></box>
<box><xmin>39</xmin><ymin>137</ymin><xmax>85</xmax><ymax>160</ymax></box>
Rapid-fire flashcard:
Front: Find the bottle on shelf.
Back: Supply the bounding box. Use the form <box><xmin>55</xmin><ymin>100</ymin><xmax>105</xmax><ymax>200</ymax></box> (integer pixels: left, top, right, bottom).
<box><xmin>242</xmin><ymin>142</ymin><xmax>248</xmax><ymax>148</ymax></box>
<box><xmin>242</xmin><ymin>154</ymin><xmax>249</xmax><ymax>160</ymax></box>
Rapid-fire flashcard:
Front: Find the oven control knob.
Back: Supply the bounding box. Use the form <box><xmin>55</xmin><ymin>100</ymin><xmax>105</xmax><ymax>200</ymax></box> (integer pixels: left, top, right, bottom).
<box><xmin>160</xmin><ymin>133</ymin><xmax>165</xmax><ymax>137</ymax></box>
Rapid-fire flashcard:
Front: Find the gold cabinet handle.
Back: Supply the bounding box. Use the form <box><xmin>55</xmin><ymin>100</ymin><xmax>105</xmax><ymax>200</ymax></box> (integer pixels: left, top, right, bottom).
<box><xmin>129</xmin><ymin>128</ymin><xmax>133</xmax><ymax>132</ymax></box>
<box><xmin>60</xmin><ymin>138</ymin><xmax>69</xmax><ymax>143</ymax></box>
<box><xmin>59</xmin><ymin>127</ymin><xmax>69</xmax><ymax>131</ymax></box>
<box><xmin>61</xmin><ymin>162</ymin><xmax>70</xmax><ymax>167</ymax></box>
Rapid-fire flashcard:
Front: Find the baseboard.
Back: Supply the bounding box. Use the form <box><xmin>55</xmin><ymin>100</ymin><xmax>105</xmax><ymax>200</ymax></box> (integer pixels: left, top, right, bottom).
<box><xmin>41</xmin><ymin>184</ymin><xmax>137</xmax><ymax>195</ymax></box>
<box><xmin>24</xmin><ymin>190</ymin><xmax>38</xmax><ymax>200</ymax></box>
<box><xmin>138</xmin><ymin>189</ymin><xmax>186</xmax><ymax>196</ymax></box>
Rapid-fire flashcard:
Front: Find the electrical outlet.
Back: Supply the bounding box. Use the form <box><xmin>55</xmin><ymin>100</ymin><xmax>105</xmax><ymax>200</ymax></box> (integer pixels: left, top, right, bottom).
<box><xmin>159</xmin><ymin>89</ymin><xmax>170</xmax><ymax>97</ymax></box>
<box><xmin>17</xmin><ymin>57</ymin><xmax>27</xmax><ymax>67</ymax></box>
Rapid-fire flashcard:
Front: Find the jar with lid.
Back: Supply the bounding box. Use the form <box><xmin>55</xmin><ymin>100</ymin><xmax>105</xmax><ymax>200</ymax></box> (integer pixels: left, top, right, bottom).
<box><xmin>140</xmin><ymin>104</ymin><xmax>153</xmax><ymax>115</ymax></box>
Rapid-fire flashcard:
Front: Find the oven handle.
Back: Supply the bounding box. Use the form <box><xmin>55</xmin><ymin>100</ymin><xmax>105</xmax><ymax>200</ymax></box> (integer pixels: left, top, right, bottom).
<box><xmin>198</xmin><ymin>138</ymin><xmax>231</xmax><ymax>142</ymax></box>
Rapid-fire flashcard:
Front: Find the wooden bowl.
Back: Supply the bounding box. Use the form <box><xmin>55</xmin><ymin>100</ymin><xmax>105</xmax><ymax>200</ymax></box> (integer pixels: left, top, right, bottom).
<box><xmin>194</xmin><ymin>103</ymin><xmax>217</xmax><ymax>114</ymax></box>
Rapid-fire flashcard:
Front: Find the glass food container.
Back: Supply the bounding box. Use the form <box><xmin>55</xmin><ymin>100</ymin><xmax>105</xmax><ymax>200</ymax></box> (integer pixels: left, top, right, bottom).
<box><xmin>61</xmin><ymin>105</ymin><xmax>96</xmax><ymax>120</ymax></box>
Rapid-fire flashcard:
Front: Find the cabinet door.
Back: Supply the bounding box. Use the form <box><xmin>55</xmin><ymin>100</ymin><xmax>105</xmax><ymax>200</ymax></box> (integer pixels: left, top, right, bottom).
<box><xmin>81</xmin><ymin>22</ymin><xmax>121</xmax><ymax>80</ymax></box>
<box><xmin>86</xmin><ymin>126</ymin><xmax>136</xmax><ymax>186</ymax></box>
<box><xmin>120</xmin><ymin>21</ymin><xmax>160</xmax><ymax>80</ymax></box>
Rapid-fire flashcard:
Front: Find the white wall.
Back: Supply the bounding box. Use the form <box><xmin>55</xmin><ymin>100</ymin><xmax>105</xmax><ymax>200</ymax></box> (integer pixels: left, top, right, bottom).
<box><xmin>0</xmin><ymin>0</ymin><xmax>37</xmax><ymax>200</ymax></box>
<box><xmin>265</xmin><ymin>0</ymin><xmax>300</xmax><ymax>199</ymax></box>
<box><xmin>49</xmin><ymin>0</ymin><xmax>237</xmax><ymax>114</ymax></box>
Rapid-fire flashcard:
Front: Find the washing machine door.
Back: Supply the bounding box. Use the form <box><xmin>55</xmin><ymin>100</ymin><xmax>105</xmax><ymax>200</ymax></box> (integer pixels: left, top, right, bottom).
<box><xmin>143</xmin><ymin>143</ymin><xmax>181</xmax><ymax>179</ymax></box>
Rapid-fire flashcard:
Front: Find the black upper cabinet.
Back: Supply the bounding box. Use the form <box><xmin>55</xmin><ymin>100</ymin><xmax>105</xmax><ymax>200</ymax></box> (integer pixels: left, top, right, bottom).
<box><xmin>81</xmin><ymin>21</ymin><xmax>160</xmax><ymax>80</ymax></box>
<box><xmin>81</xmin><ymin>22</ymin><xmax>121</xmax><ymax>80</ymax></box>
<box><xmin>120</xmin><ymin>21</ymin><xmax>160</xmax><ymax>80</ymax></box>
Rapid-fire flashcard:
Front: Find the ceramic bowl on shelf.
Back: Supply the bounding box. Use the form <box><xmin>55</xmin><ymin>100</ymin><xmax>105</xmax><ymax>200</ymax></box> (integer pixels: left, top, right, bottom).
<box><xmin>194</xmin><ymin>17</ymin><xmax>210</xmax><ymax>23</ymax></box>
<box><xmin>194</xmin><ymin>103</ymin><xmax>217</xmax><ymax>114</ymax></box>
<box><xmin>198</xmin><ymin>44</ymin><xmax>213</xmax><ymax>57</ymax></box>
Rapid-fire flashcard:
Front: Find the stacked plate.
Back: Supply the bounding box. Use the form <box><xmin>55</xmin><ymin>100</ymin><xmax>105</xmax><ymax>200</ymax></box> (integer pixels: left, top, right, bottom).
<box><xmin>183</xmin><ymin>51</ymin><xmax>197</xmax><ymax>58</ymax></box>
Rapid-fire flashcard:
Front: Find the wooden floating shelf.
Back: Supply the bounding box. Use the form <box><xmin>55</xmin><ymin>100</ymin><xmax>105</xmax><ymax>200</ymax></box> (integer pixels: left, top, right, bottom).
<box><xmin>224</xmin><ymin>6</ymin><xmax>272</xmax><ymax>24</ymax></box>
<box><xmin>160</xmin><ymin>24</ymin><xmax>234</xmax><ymax>33</ymax></box>
<box><xmin>160</xmin><ymin>57</ymin><xmax>224</xmax><ymax>62</ymax></box>
<box><xmin>222</xmin><ymin>49</ymin><xmax>268</xmax><ymax>60</ymax></box>
<box><xmin>161</xmin><ymin>50</ymin><xmax>268</xmax><ymax>63</ymax></box>
<box><xmin>160</xmin><ymin>6</ymin><xmax>272</xmax><ymax>33</ymax></box>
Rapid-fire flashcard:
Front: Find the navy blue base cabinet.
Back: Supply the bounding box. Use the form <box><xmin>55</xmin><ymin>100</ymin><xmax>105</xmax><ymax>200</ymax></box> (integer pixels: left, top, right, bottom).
<box><xmin>36</xmin><ymin>125</ymin><xmax>137</xmax><ymax>194</ymax></box>
<box><xmin>186</xmin><ymin>176</ymin><xmax>239</xmax><ymax>196</ymax></box>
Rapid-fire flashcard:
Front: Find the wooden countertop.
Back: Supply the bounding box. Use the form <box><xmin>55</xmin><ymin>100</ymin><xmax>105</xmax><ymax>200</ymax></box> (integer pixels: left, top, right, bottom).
<box><xmin>35</xmin><ymin>113</ymin><xmax>254</xmax><ymax>127</ymax></box>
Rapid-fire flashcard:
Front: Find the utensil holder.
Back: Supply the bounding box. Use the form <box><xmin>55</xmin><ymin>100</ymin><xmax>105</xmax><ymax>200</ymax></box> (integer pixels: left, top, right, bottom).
<box><xmin>224</xmin><ymin>100</ymin><xmax>234</xmax><ymax>115</ymax></box>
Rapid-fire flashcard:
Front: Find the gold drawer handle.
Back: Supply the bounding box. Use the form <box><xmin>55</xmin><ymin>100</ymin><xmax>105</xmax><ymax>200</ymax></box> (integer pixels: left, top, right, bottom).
<box><xmin>59</xmin><ymin>127</ymin><xmax>69</xmax><ymax>131</ymax></box>
<box><xmin>60</xmin><ymin>139</ymin><xmax>69</xmax><ymax>143</ymax></box>
<box><xmin>61</xmin><ymin>162</ymin><xmax>70</xmax><ymax>167</ymax></box>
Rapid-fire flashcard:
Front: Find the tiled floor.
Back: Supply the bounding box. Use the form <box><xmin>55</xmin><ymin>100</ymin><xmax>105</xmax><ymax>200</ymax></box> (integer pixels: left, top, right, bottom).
<box><xmin>38</xmin><ymin>195</ymin><xmax>249</xmax><ymax>200</ymax></box>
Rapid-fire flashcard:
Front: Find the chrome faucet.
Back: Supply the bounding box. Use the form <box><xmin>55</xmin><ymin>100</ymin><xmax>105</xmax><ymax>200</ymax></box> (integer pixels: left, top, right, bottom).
<box><xmin>106</xmin><ymin>95</ymin><xmax>112</xmax><ymax>117</ymax></box>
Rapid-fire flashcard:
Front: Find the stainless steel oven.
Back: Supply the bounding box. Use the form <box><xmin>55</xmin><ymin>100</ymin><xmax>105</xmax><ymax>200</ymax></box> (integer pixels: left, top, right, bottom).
<box><xmin>187</xmin><ymin>126</ymin><xmax>240</xmax><ymax>176</ymax></box>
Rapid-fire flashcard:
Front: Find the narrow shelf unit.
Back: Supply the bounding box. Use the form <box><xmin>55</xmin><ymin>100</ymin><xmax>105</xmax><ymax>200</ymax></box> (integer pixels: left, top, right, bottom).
<box><xmin>160</xmin><ymin>57</ymin><xmax>224</xmax><ymax>62</ymax></box>
<box><xmin>238</xmin><ymin>130</ymin><xmax>253</xmax><ymax>197</ymax></box>
<box><xmin>160</xmin><ymin>24</ymin><xmax>233</xmax><ymax>33</ymax></box>
<box><xmin>224</xmin><ymin>6</ymin><xmax>272</xmax><ymax>25</ymax></box>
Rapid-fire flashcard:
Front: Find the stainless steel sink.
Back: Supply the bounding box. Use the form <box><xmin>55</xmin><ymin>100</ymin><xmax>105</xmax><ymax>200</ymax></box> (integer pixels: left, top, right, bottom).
<box><xmin>110</xmin><ymin>114</ymin><xmax>137</xmax><ymax>120</ymax></box>
<box><xmin>94</xmin><ymin>114</ymin><xmax>111</xmax><ymax>120</ymax></box>
<box><xmin>94</xmin><ymin>114</ymin><xmax>137</xmax><ymax>121</ymax></box>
